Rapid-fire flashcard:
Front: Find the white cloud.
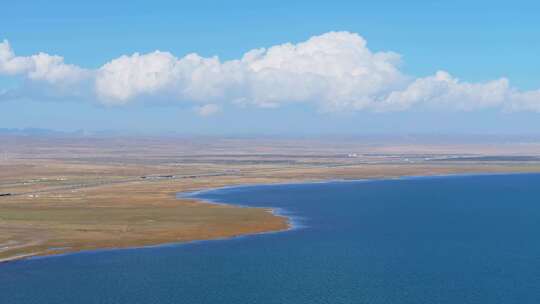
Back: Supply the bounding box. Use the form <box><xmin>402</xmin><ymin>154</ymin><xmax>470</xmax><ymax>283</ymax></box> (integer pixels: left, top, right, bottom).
<box><xmin>95</xmin><ymin>51</ymin><xmax>178</xmax><ymax>103</ymax></box>
<box><xmin>0</xmin><ymin>40</ymin><xmax>88</xmax><ymax>85</ymax></box>
<box><xmin>378</xmin><ymin>71</ymin><xmax>511</xmax><ymax>111</ymax></box>
<box><xmin>0</xmin><ymin>40</ymin><xmax>33</xmax><ymax>75</ymax></box>
<box><xmin>506</xmin><ymin>90</ymin><xmax>540</xmax><ymax>112</ymax></box>
<box><xmin>95</xmin><ymin>50</ymin><xmax>246</xmax><ymax>106</ymax></box>
<box><xmin>237</xmin><ymin>32</ymin><xmax>406</xmax><ymax>110</ymax></box>
<box><xmin>195</xmin><ymin>103</ymin><xmax>221</xmax><ymax>116</ymax></box>
<box><xmin>1</xmin><ymin>32</ymin><xmax>540</xmax><ymax>113</ymax></box>
<box><xmin>92</xmin><ymin>32</ymin><xmax>407</xmax><ymax>109</ymax></box>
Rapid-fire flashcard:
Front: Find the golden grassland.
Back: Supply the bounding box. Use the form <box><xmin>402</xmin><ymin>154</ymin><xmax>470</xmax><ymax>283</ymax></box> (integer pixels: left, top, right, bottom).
<box><xmin>2</xmin><ymin>135</ymin><xmax>540</xmax><ymax>262</ymax></box>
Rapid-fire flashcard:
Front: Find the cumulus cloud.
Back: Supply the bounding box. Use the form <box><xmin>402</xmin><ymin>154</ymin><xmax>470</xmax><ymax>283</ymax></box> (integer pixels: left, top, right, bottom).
<box><xmin>1</xmin><ymin>32</ymin><xmax>539</xmax><ymax>112</ymax></box>
<box><xmin>0</xmin><ymin>40</ymin><xmax>89</xmax><ymax>85</ymax></box>
<box><xmin>378</xmin><ymin>71</ymin><xmax>511</xmax><ymax>111</ymax></box>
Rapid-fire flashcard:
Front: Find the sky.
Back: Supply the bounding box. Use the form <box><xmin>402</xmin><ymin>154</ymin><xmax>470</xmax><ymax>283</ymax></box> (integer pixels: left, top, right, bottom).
<box><xmin>1</xmin><ymin>0</ymin><xmax>540</xmax><ymax>135</ymax></box>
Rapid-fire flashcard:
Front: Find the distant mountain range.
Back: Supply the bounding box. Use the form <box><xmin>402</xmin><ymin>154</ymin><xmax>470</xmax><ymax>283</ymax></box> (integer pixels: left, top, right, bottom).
<box><xmin>0</xmin><ymin>128</ymin><xmax>122</xmax><ymax>137</ymax></box>
<box><xmin>2</xmin><ymin>128</ymin><xmax>540</xmax><ymax>143</ymax></box>
<box><xmin>0</xmin><ymin>128</ymin><xmax>70</xmax><ymax>136</ymax></box>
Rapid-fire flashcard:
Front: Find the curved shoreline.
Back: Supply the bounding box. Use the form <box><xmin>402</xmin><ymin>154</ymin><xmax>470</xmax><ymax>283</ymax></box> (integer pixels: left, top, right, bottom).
<box><xmin>2</xmin><ymin>172</ymin><xmax>539</xmax><ymax>265</ymax></box>
<box><xmin>179</xmin><ymin>189</ymin><xmax>305</xmax><ymax>231</ymax></box>
<box><xmin>179</xmin><ymin>171</ymin><xmax>537</xmax><ymax>197</ymax></box>
<box><xmin>0</xmin><ymin>193</ymin><xmax>292</xmax><ymax>265</ymax></box>
<box><xmin>179</xmin><ymin>171</ymin><xmax>539</xmax><ymax>232</ymax></box>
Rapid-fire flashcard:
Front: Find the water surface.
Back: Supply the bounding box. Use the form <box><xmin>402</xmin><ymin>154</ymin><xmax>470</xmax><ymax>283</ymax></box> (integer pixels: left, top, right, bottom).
<box><xmin>2</xmin><ymin>174</ymin><xmax>540</xmax><ymax>303</ymax></box>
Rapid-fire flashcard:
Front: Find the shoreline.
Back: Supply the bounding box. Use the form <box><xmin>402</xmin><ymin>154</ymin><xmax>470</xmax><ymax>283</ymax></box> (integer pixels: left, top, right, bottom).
<box><xmin>3</xmin><ymin>171</ymin><xmax>539</xmax><ymax>265</ymax></box>
<box><xmin>179</xmin><ymin>170</ymin><xmax>540</xmax><ymax>197</ymax></box>
<box><xmin>0</xmin><ymin>192</ymin><xmax>292</xmax><ymax>265</ymax></box>
<box><xmin>1</xmin><ymin>202</ymin><xmax>292</xmax><ymax>265</ymax></box>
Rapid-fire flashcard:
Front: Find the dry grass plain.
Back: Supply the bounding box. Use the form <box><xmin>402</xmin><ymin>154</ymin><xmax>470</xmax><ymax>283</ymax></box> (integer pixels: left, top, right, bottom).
<box><xmin>2</xmin><ymin>135</ymin><xmax>540</xmax><ymax>262</ymax></box>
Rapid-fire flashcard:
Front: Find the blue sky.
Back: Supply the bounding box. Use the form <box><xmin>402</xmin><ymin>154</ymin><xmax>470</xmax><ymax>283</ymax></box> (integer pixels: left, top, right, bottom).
<box><xmin>1</xmin><ymin>0</ymin><xmax>540</xmax><ymax>134</ymax></box>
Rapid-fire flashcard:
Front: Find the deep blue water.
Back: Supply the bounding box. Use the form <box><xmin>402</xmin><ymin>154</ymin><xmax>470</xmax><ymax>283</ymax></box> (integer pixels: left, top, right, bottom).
<box><xmin>2</xmin><ymin>174</ymin><xmax>540</xmax><ymax>303</ymax></box>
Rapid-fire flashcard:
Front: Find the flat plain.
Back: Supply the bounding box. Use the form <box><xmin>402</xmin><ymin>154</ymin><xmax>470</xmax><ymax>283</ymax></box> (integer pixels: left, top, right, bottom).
<box><xmin>2</xmin><ymin>134</ymin><xmax>540</xmax><ymax>262</ymax></box>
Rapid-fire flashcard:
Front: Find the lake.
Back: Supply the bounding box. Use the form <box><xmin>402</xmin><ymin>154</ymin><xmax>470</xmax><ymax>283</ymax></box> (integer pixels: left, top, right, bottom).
<box><xmin>2</xmin><ymin>174</ymin><xmax>540</xmax><ymax>303</ymax></box>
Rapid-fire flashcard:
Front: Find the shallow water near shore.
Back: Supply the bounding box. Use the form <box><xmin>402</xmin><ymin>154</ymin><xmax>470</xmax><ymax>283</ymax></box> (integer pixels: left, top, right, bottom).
<box><xmin>2</xmin><ymin>174</ymin><xmax>540</xmax><ymax>303</ymax></box>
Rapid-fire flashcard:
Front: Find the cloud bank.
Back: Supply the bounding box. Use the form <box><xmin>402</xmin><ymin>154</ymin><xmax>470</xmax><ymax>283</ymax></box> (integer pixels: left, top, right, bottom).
<box><xmin>1</xmin><ymin>32</ymin><xmax>539</xmax><ymax>112</ymax></box>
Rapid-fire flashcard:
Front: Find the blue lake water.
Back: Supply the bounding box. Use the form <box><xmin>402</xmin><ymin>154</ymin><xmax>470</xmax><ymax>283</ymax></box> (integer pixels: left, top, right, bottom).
<box><xmin>2</xmin><ymin>174</ymin><xmax>540</xmax><ymax>303</ymax></box>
